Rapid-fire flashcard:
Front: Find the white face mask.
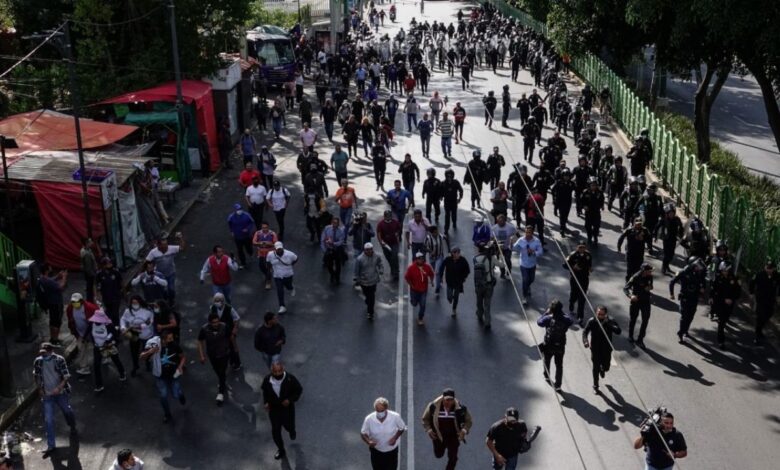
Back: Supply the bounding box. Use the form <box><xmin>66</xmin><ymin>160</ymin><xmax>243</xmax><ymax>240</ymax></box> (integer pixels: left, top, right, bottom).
<box><xmin>376</xmin><ymin>411</ymin><xmax>387</xmax><ymax>419</ymax></box>
<box><xmin>214</xmin><ymin>301</ymin><xmax>224</xmax><ymax>308</ymax></box>
<box><xmin>236</xmin><ymin>210</ymin><xmax>244</xmax><ymax>215</ymax></box>
<box><xmin>131</xmin><ymin>303</ymin><xmax>140</xmax><ymax>311</ymax></box>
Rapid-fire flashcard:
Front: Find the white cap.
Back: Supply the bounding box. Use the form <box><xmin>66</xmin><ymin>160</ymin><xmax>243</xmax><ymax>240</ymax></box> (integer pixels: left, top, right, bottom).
<box><xmin>415</xmin><ymin>252</ymin><xmax>425</xmax><ymax>258</ymax></box>
<box><xmin>274</xmin><ymin>241</ymin><xmax>284</xmax><ymax>249</ymax></box>
<box><xmin>70</xmin><ymin>292</ymin><xmax>83</xmax><ymax>302</ymax></box>
<box><xmin>364</xmin><ymin>242</ymin><xmax>374</xmax><ymax>249</ymax></box>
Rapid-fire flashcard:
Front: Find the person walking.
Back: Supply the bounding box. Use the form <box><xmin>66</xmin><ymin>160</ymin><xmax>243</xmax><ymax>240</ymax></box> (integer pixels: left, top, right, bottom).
<box><xmin>406</xmin><ymin>209</ymin><xmax>430</xmax><ymax>256</ymax></box>
<box><xmin>261</xmin><ymin>363</ymin><xmax>303</xmax><ymax>461</ymax></box>
<box><xmin>109</xmin><ymin>449</ymin><xmax>144</xmax><ymax>470</ymax></box>
<box><xmin>438</xmin><ymin>112</ymin><xmax>455</xmax><ymax>158</ymax></box>
<box><xmin>262</xmin><ymin>239</ymin><xmax>298</xmax><ymax>312</ymax></box>
<box><xmin>96</xmin><ymin>257</ymin><xmax>122</xmax><ymax>324</ymax></box>
<box><xmin>88</xmin><ymin>309</ymin><xmax>126</xmax><ymax>392</ymax></box>
<box><xmin>33</xmin><ymin>342</ymin><xmax>77</xmax><ymax>458</ymax></box>
<box><xmin>245</xmin><ymin>177</ymin><xmax>268</xmax><ymax>229</ymax></box>
<box><xmin>199</xmin><ymin>245</ymin><xmax>239</xmax><ymax>304</ymax></box>
<box><xmin>440</xmin><ymin>169</ymin><xmax>464</xmax><ymax>233</ymax></box>
<box><xmin>418</xmin><ymin>112</ymin><xmax>433</xmax><ymax>158</ymax></box>
<box><xmin>624</xmin><ymin>263</ymin><xmax>654</xmax><ymax>348</ymax></box>
<box><xmin>254</xmin><ymin>312</ymin><xmax>286</xmax><ymax>368</ymax></box>
<box><xmin>145</xmin><ymin>233</ymin><xmax>185</xmax><ymax>302</ymax></box>
<box><xmin>438</xmin><ymin>247</ymin><xmax>470</xmax><ymax>317</ymax></box>
<box><xmin>335</xmin><ymin>178</ymin><xmax>359</xmax><ymax>226</ymax></box>
<box><xmin>537</xmin><ymin>300</ymin><xmax>574</xmax><ymax>391</ymax></box>
<box><xmin>197</xmin><ymin>312</ymin><xmax>232</xmax><ymax>405</ymax></box>
<box><xmin>582</xmin><ymin>306</ymin><xmax>621</xmax><ymax>392</ymax></box>
<box><xmin>253</xmin><ymin>222</ymin><xmax>278</xmax><ymax>290</ymax></box>
<box><xmin>66</xmin><ymin>292</ymin><xmax>97</xmax><ymax>376</ymax></box>
<box><xmin>208</xmin><ymin>293</ymin><xmax>241</xmax><ymax>370</ymax></box>
<box><xmin>120</xmin><ymin>296</ymin><xmax>155</xmax><ymax>377</ymax></box>
<box><xmin>321</xmin><ymin>217</ymin><xmax>348</xmax><ymax>284</ymax></box>
<box><xmin>473</xmin><ymin>243</ymin><xmax>498</xmax><ymax>329</ymax></box>
<box><xmin>424</xmin><ymin>225</ymin><xmax>448</xmax><ymax>295</ymax></box>
<box><xmin>749</xmin><ymin>259</ymin><xmax>780</xmax><ymax>344</ymax></box>
<box><xmin>492</xmin><ymin>215</ymin><xmax>518</xmax><ymax>278</ymax></box>
<box><xmin>513</xmin><ymin>226</ymin><xmax>543</xmax><ymax>305</ymax></box>
<box><xmin>267</xmin><ymin>180</ymin><xmax>291</xmax><ymax>240</ymax></box>
<box><xmin>354</xmin><ymin>243</ymin><xmax>384</xmax><ymax>320</ymax></box>
<box><xmin>361</xmin><ymin>397</ymin><xmax>407</xmax><ymax>470</ymax></box>
<box><xmin>37</xmin><ymin>263</ymin><xmax>68</xmax><ymax>344</ymax></box>
<box><xmin>565</xmin><ymin>243</ymin><xmax>593</xmax><ymax>326</ymax></box>
<box><xmin>710</xmin><ymin>262</ymin><xmax>741</xmax><ymax>349</ymax></box>
<box><xmin>386</xmin><ymin>180</ymin><xmax>413</xmax><ymax>223</ymax></box>
<box><xmin>421</xmin><ymin>388</ymin><xmax>473</xmax><ymax>470</ymax></box>
<box><xmin>377</xmin><ymin>210</ymin><xmax>403</xmax><ymax>280</ymax></box>
<box><xmin>405</xmin><ymin>252</ymin><xmax>435</xmax><ymax>326</ymax></box>
<box><xmin>618</xmin><ymin>218</ymin><xmax>653</xmax><ymax>281</ymax></box>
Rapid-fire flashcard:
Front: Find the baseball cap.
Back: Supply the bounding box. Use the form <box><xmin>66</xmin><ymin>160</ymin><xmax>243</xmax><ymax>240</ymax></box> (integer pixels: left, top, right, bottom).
<box><xmin>364</xmin><ymin>242</ymin><xmax>374</xmax><ymax>250</ymax></box>
<box><xmin>442</xmin><ymin>388</ymin><xmax>455</xmax><ymax>398</ymax></box>
<box><xmin>505</xmin><ymin>407</ymin><xmax>519</xmax><ymax>422</ymax></box>
<box><xmin>233</xmin><ymin>203</ymin><xmax>242</xmax><ymax>210</ymax></box>
<box><xmin>40</xmin><ymin>341</ymin><xmax>58</xmax><ymax>350</ymax></box>
<box><xmin>415</xmin><ymin>252</ymin><xmax>425</xmax><ymax>259</ymax></box>
<box><xmin>70</xmin><ymin>292</ymin><xmax>83</xmax><ymax>302</ymax></box>
<box><xmin>274</xmin><ymin>241</ymin><xmax>284</xmax><ymax>249</ymax></box>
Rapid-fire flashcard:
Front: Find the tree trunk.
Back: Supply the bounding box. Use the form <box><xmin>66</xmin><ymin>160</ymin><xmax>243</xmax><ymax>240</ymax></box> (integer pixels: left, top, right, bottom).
<box><xmin>649</xmin><ymin>49</ymin><xmax>661</xmax><ymax>109</ymax></box>
<box><xmin>694</xmin><ymin>67</ymin><xmax>714</xmax><ymax>163</ymax></box>
<box><xmin>750</xmin><ymin>65</ymin><xmax>780</xmax><ymax>156</ymax></box>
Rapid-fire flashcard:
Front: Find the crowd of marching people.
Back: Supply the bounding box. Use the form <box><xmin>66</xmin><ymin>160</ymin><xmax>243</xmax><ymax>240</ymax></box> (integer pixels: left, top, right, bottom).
<box><xmin>28</xmin><ymin>1</ymin><xmax>778</xmax><ymax>468</ymax></box>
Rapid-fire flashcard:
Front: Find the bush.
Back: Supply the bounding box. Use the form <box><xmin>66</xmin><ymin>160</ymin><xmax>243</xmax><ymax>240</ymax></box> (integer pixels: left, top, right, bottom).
<box><xmin>247</xmin><ymin>1</ymin><xmax>299</xmax><ymax>30</ymax></box>
<box><xmin>658</xmin><ymin>111</ymin><xmax>780</xmax><ymax>224</ymax></box>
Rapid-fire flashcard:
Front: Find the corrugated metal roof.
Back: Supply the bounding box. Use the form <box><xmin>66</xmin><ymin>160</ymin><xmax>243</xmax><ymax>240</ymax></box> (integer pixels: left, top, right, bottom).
<box><xmin>3</xmin><ymin>145</ymin><xmax>154</xmax><ymax>185</ymax></box>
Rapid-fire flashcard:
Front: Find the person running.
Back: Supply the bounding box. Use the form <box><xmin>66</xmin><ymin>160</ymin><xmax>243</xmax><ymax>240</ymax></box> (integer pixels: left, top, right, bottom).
<box><xmin>624</xmin><ymin>263</ymin><xmax>654</xmax><ymax>348</ymax></box>
<box><xmin>199</xmin><ymin>245</ymin><xmax>239</xmax><ymax>304</ymax></box>
<box><xmin>513</xmin><ymin>226</ymin><xmax>543</xmax><ymax>305</ymax></box>
<box><xmin>582</xmin><ymin>306</ymin><xmax>621</xmax><ymax>393</ymax></box>
<box><xmin>421</xmin><ymin>388</ymin><xmax>473</xmax><ymax>470</ymax></box>
<box><xmin>354</xmin><ymin>243</ymin><xmax>384</xmax><ymax>320</ymax></box>
<box><xmin>266</xmin><ymin>242</ymin><xmax>298</xmax><ymax>313</ymax></box>
<box><xmin>361</xmin><ymin>397</ymin><xmax>406</xmax><ymax>470</ymax></box>
<box><xmin>377</xmin><ymin>210</ymin><xmax>403</xmax><ymax>280</ymax></box>
<box><xmin>405</xmin><ymin>252</ymin><xmax>435</xmax><ymax>326</ymax></box>
<box><xmin>261</xmin><ymin>363</ymin><xmax>303</xmax><ymax>461</ymax></box>
<box><xmin>197</xmin><ymin>312</ymin><xmax>232</xmax><ymax>406</ymax></box>
<box><xmin>486</xmin><ymin>408</ymin><xmax>534</xmax><ymax>470</ymax></box>
<box><xmin>139</xmin><ymin>329</ymin><xmax>186</xmax><ymax>423</ymax></box>
<box><xmin>537</xmin><ymin>300</ymin><xmax>574</xmax><ymax>391</ymax></box>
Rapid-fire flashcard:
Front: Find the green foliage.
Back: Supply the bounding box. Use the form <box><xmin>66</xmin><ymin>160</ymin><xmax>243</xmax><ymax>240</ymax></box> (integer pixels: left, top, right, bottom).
<box><xmin>659</xmin><ymin>111</ymin><xmax>780</xmax><ymax>224</ymax></box>
<box><xmin>0</xmin><ymin>0</ymin><xmax>13</xmax><ymax>29</ymax></box>
<box><xmin>247</xmin><ymin>1</ymin><xmax>299</xmax><ymax>30</ymax></box>
<box><xmin>508</xmin><ymin>0</ymin><xmax>550</xmax><ymax>23</ymax></box>
<box><xmin>1</xmin><ymin>0</ymin><xmax>250</xmax><ymax>116</ymax></box>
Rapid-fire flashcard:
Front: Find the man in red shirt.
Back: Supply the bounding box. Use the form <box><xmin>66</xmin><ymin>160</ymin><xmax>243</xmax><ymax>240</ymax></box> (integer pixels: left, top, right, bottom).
<box><xmin>403</xmin><ymin>74</ymin><xmax>417</xmax><ymax>96</ymax></box>
<box><xmin>525</xmin><ymin>187</ymin><xmax>546</xmax><ymax>246</ymax></box>
<box><xmin>377</xmin><ymin>210</ymin><xmax>402</xmax><ymax>280</ymax></box>
<box><xmin>239</xmin><ymin>161</ymin><xmax>261</xmax><ymax>188</ymax></box>
<box><xmin>452</xmin><ymin>102</ymin><xmax>466</xmax><ymax>144</ymax></box>
<box><xmin>405</xmin><ymin>252</ymin><xmax>435</xmax><ymax>326</ymax></box>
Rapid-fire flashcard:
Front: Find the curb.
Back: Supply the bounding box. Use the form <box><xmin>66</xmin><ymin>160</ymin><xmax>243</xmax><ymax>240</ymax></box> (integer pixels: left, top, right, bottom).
<box><xmin>0</xmin><ymin>166</ymin><xmax>223</xmax><ymax>434</ymax></box>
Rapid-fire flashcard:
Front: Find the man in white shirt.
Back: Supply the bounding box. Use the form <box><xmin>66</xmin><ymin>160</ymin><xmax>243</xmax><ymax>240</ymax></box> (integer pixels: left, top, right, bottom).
<box><xmin>405</xmin><ymin>209</ymin><xmax>430</xmax><ymax>256</ymax></box>
<box><xmin>299</xmin><ymin>123</ymin><xmax>317</xmax><ymax>153</ymax></box>
<box><xmin>109</xmin><ymin>448</ymin><xmax>144</xmax><ymax>469</ymax></box>
<box><xmin>145</xmin><ymin>233</ymin><xmax>185</xmax><ymax>302</ymax></box>
<box><xmin>245</xmin><ymin>177</ymin><xmax>268</xmax><ymax>228</ymax></box>
<box><xmin>361</xmin><ymin>397</ymin><xmax>406</xmax><ymax>470</ymax></box>
<box><xmin>267</xmin><ymin>180</ymin><xmax>291</xmax><ymax>240</ymax></box>
<box><xmin>512</xmin><ymin>225</ymin><xmax>544</xmax><ymax>305</ymax></box>
<box><xmin>266</xmin><ymin>242</ymin><xmax>298</xmax><ymax>313</ymax></box>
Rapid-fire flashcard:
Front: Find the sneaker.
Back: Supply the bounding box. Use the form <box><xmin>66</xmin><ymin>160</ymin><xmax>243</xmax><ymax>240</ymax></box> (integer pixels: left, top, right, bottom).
<box><xmin>216</xmin><ymin>393</ymin><xmax>225</xmax><ymax>404</ymax></box>
<box><xmin>599</xmin><ymin>369</ymin><xmax>605</xmax><ymax>379</ymax></box>
<box><xmin>265</xmin><ymin>281</ymin><xmax>272</xmax><ymax>290</ymax></box>
<box><xmin>417</xmin><ymin>319</ymin><xmax>425</xmax><ymax>326</ymax></box>
<box><xmin>278</xmin><ymin>306</ymin><xmax>287</xmax><ymax>314</ymax></box>
<box><xmin>290</xmin><ymin>288</ymin><xmax>297</xmax><ymax>297</ymax></box>
<box><xmin>76</xmin><ymin>367</ymin><xmax>91</xmax><ymax>376</ymax></box>
<box><xmin>118</xmin><ymin>374</ymin><xmax>127</xmax><ymax>382</ymax></box>
<box><xmin>94</xmin><ymin>386</ymin><xmax>104</xmax><ymax>393</ymax></box>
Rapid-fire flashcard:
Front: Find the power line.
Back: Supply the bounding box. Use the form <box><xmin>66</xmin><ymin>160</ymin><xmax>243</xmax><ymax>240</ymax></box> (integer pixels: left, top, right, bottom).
<box><xmin>0</xmin><ymin>22</ymin><xmax>67</xmax><ymax>81</ymax></box>
<box><xmin>66</xmin><ymin>5</ymin><xmax>164</xmax><ymax>28</ymax></box>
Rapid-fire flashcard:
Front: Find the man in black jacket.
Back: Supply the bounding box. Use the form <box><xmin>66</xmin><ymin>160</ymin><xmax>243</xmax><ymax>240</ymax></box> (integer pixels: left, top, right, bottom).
<box><xmin>254</xmin><ymin>312</ymin><xmax>286</xmax><ymax>369</ymax></box>
<box><xmin>750</xmin><ymin>259</ymin><xmax>780</xmax><ymax>344</ymax></box>
<box><xmin>423</xmin><ymin>168</ymin><xmax>442</xmax><ymax>224</ymax></box>
<box><xmin>438</xmin><ymin>247</ymin><xmax>470</xmax><ymax>317</ymax></box>
<box><xmin>262</xmin><ymin>363</ymin><xmax>303</xmax><ymax>460</ymax></box>
<box><xmin>582</xmin><ymin>306</ymin><xmax>621</xmax><ymax>392</ymax></box>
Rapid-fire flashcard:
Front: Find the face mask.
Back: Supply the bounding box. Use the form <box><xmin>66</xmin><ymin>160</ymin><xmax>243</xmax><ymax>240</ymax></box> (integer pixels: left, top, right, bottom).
<box><xmin>376</xmin><ymin>411</ymin><xmax>387</xmax><ymax>419</ymax></box>
<box><xmin>131</xmin><ymin>303</ymin><xmax>140</xmax><ymax>311</ymax></box>
<box><xmin>153</xmin><ymin>308</ymin><xmax>161</xmax><ymax>314</ymax></box>
<box><xmin>236</xmin><ymin>210</ymin><xmax>243</xmax><ymax>215</ymax></box>
<box><xmin>214</xmin><ymin>301</ymin><xmax>224</xmax><ymax>308</ymax></box>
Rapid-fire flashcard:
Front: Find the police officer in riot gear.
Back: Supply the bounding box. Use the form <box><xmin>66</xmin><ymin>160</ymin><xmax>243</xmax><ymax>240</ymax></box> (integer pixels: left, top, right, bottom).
<box><xmin>670</xmin><ymin>256</ymin><xmax>707</xmax><ymax>343</ymax></box>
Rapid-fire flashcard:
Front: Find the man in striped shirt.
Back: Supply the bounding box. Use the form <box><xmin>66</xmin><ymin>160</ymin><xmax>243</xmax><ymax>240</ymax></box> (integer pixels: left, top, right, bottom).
<box><xmin>437</xmin><ymin>112</ymin><xmax>455</xmax><ymax>158</ymax></box>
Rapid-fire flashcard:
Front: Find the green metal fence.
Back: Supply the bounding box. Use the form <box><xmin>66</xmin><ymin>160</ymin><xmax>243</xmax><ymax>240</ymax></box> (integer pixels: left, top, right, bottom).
<box><xmin>0</xmin><ymin>231</ymin><xmax>32</xmax><ymax>312</ymax></box>
<box><xmin>483</xmin><ymin>0</ymin><xmax>778</xmax><ymax>273</ymax></box>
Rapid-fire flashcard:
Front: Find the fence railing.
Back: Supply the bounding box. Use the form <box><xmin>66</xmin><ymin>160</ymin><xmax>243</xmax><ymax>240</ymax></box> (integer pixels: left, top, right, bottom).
<box><xmin>483</xmin><ymin>0</ymin><xmax>779</xmax><ymax>273</ymax></box>
<box><xmin>0</xmin><ymin>231</ymin><xmax>32</xmax><ymax>312</ymax></box>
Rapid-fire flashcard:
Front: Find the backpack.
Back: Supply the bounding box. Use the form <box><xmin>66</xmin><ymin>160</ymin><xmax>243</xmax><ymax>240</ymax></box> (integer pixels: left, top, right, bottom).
<box><xmin>544</xmin><ymin>316</ymin><xmax>569</xmax><ymax>348</ymax></box>
<box><xmin>473</xmin><ymin>255</ymin><xmax>495</xmax><ymax>288</ymax></box>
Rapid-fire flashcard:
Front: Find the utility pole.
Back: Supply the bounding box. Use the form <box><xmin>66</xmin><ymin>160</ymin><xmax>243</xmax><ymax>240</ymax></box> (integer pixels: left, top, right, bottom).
<box><xmin>61</xmin><ymin>22</ymin><xmax>93</xmax><ymax>240</ymax></box>
<box><xmin>1</xmin><ymin>135</ymin><xmax>19</xmax><ymax>241</ymax></box>
<box><xmin>0</xmin><ymin>304</ymin><xmax>13</xmax><ymax>397</ymax></box>
<box><xmin>330</xmin><ymin>0</ymin><xmax>338</xmax><ymax>54</ymax></box>
<box><xmin>166</xmin><ymin>0</ymin><xmax>187</xmax><ymax>185</ymax></box>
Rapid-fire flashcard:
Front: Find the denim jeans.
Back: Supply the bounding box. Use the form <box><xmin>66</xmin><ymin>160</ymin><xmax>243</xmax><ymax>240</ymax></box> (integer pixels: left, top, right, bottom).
<box><xmin>262</xmin><ymin>352</ymin><xmax>282</xmax><ymax>369</ymax></box>
<box><xmin>492</xmin><ymin>454</ymin><xmax>518</xmax><ymax>470</ymax></box>
<box><xmin>43</xmin><ymin>393</ymin><xmax>76</xmax><ymax>449</ymax></box>
<box><xmin>211</xmin><ymin>283</ymin><xmax>232</xmax><ymax>305</ymax></box>
<box><xmin>274</xmin><ymin>276</ymin><xmax>294</xmax><ymax>307</ymax></box>
<box><xmin>155</xmin><ymin>377</ymin><xmax>182</xmax><ymax>418</ymax></box>
<box><xmin>340</xmin><ymin>206</ymin><xmax>354</xmax><ymax>226</ymax></box>
<box><xmin>441</xmin><ymin>136</ymin><xmax>452</xmax><ymax>156</ymax></box>
<box><xmin>446</xmin><ymin>285</ymin><xmax>462</xmax><ymax>309</ymax></box>
<box><xmin>324</xmin><ymin>121</ymin><xmax>334</xmax><ymax>140</ymax></box>
<box><xmin>272</xmin><ymin>117</ymin><xmax>283</xmax><ymax>136</ymax></box>
<box><xmin>431</xmin><ymin>255</ymin><xmax>445</xmax><ymax>291</ymax></box>
<box><xmin>520</xmin><ymin>266</ymin><xmax>536</xmax><ymax>297</ymax></box>
<box><xmin>382</xmin><ymin>243</ymin><xmax>400</xmax><ymax>276</ymax></box>
<box><xmin>421</xmin><ymin>134</ymin><xmax>431</xmax><ymax>155</ymax></box>
<box><xmin>407</xmin><ymin>113</ymin><xmax>417</xmax><ymax>131</ymax></box>
<box><xmin>410</xmin><ymin>289</ymin><xmax>428</xmax><ymax>319</ymax></box>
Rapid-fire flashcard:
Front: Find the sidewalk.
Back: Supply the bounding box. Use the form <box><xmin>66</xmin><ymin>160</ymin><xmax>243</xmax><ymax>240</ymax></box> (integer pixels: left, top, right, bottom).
<box><xmin>0</xmin><ymin>172</ymin><xmax>220</xmax><ymax>434</ymax></box>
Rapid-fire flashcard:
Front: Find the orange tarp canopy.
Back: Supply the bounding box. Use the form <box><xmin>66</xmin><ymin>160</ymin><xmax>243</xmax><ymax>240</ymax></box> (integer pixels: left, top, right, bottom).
<box><xmin>0</xmin><ymin>109</ymin><xmax>138</xmax><ymax>157</ymax></box>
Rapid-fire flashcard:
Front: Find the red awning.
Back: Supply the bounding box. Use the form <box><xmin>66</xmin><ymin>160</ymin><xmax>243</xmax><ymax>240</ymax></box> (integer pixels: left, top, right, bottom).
<box><xmin>101</xmin><ymin>80</ymin><xmax>221</xmax><ymax>171</ymax></box>
<box><xmin>0</xmin><ymin>109</ymin><xmax>138</xmax><ymax>157</ymax></box>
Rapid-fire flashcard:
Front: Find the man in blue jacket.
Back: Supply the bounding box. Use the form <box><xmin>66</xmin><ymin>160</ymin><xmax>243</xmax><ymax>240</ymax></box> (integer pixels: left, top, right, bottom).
<box><xmin>227</xmin><ymin>203</ymin><xmax>255</xmax><ymax>268</ymax></box>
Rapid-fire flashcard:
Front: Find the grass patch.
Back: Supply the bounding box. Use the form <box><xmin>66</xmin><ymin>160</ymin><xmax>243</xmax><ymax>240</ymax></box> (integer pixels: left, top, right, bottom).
<box><xmin>658</xmin><ymin>111</ymin><xmax>780</xmax><ymax>224</ymax></box>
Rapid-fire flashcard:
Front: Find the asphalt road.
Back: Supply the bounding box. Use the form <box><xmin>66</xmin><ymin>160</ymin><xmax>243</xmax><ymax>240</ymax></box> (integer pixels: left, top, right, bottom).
<box><xmin>15</xmin><ymin>2</ymin><xmax>780</xmax><ymax>469</ymax></box>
